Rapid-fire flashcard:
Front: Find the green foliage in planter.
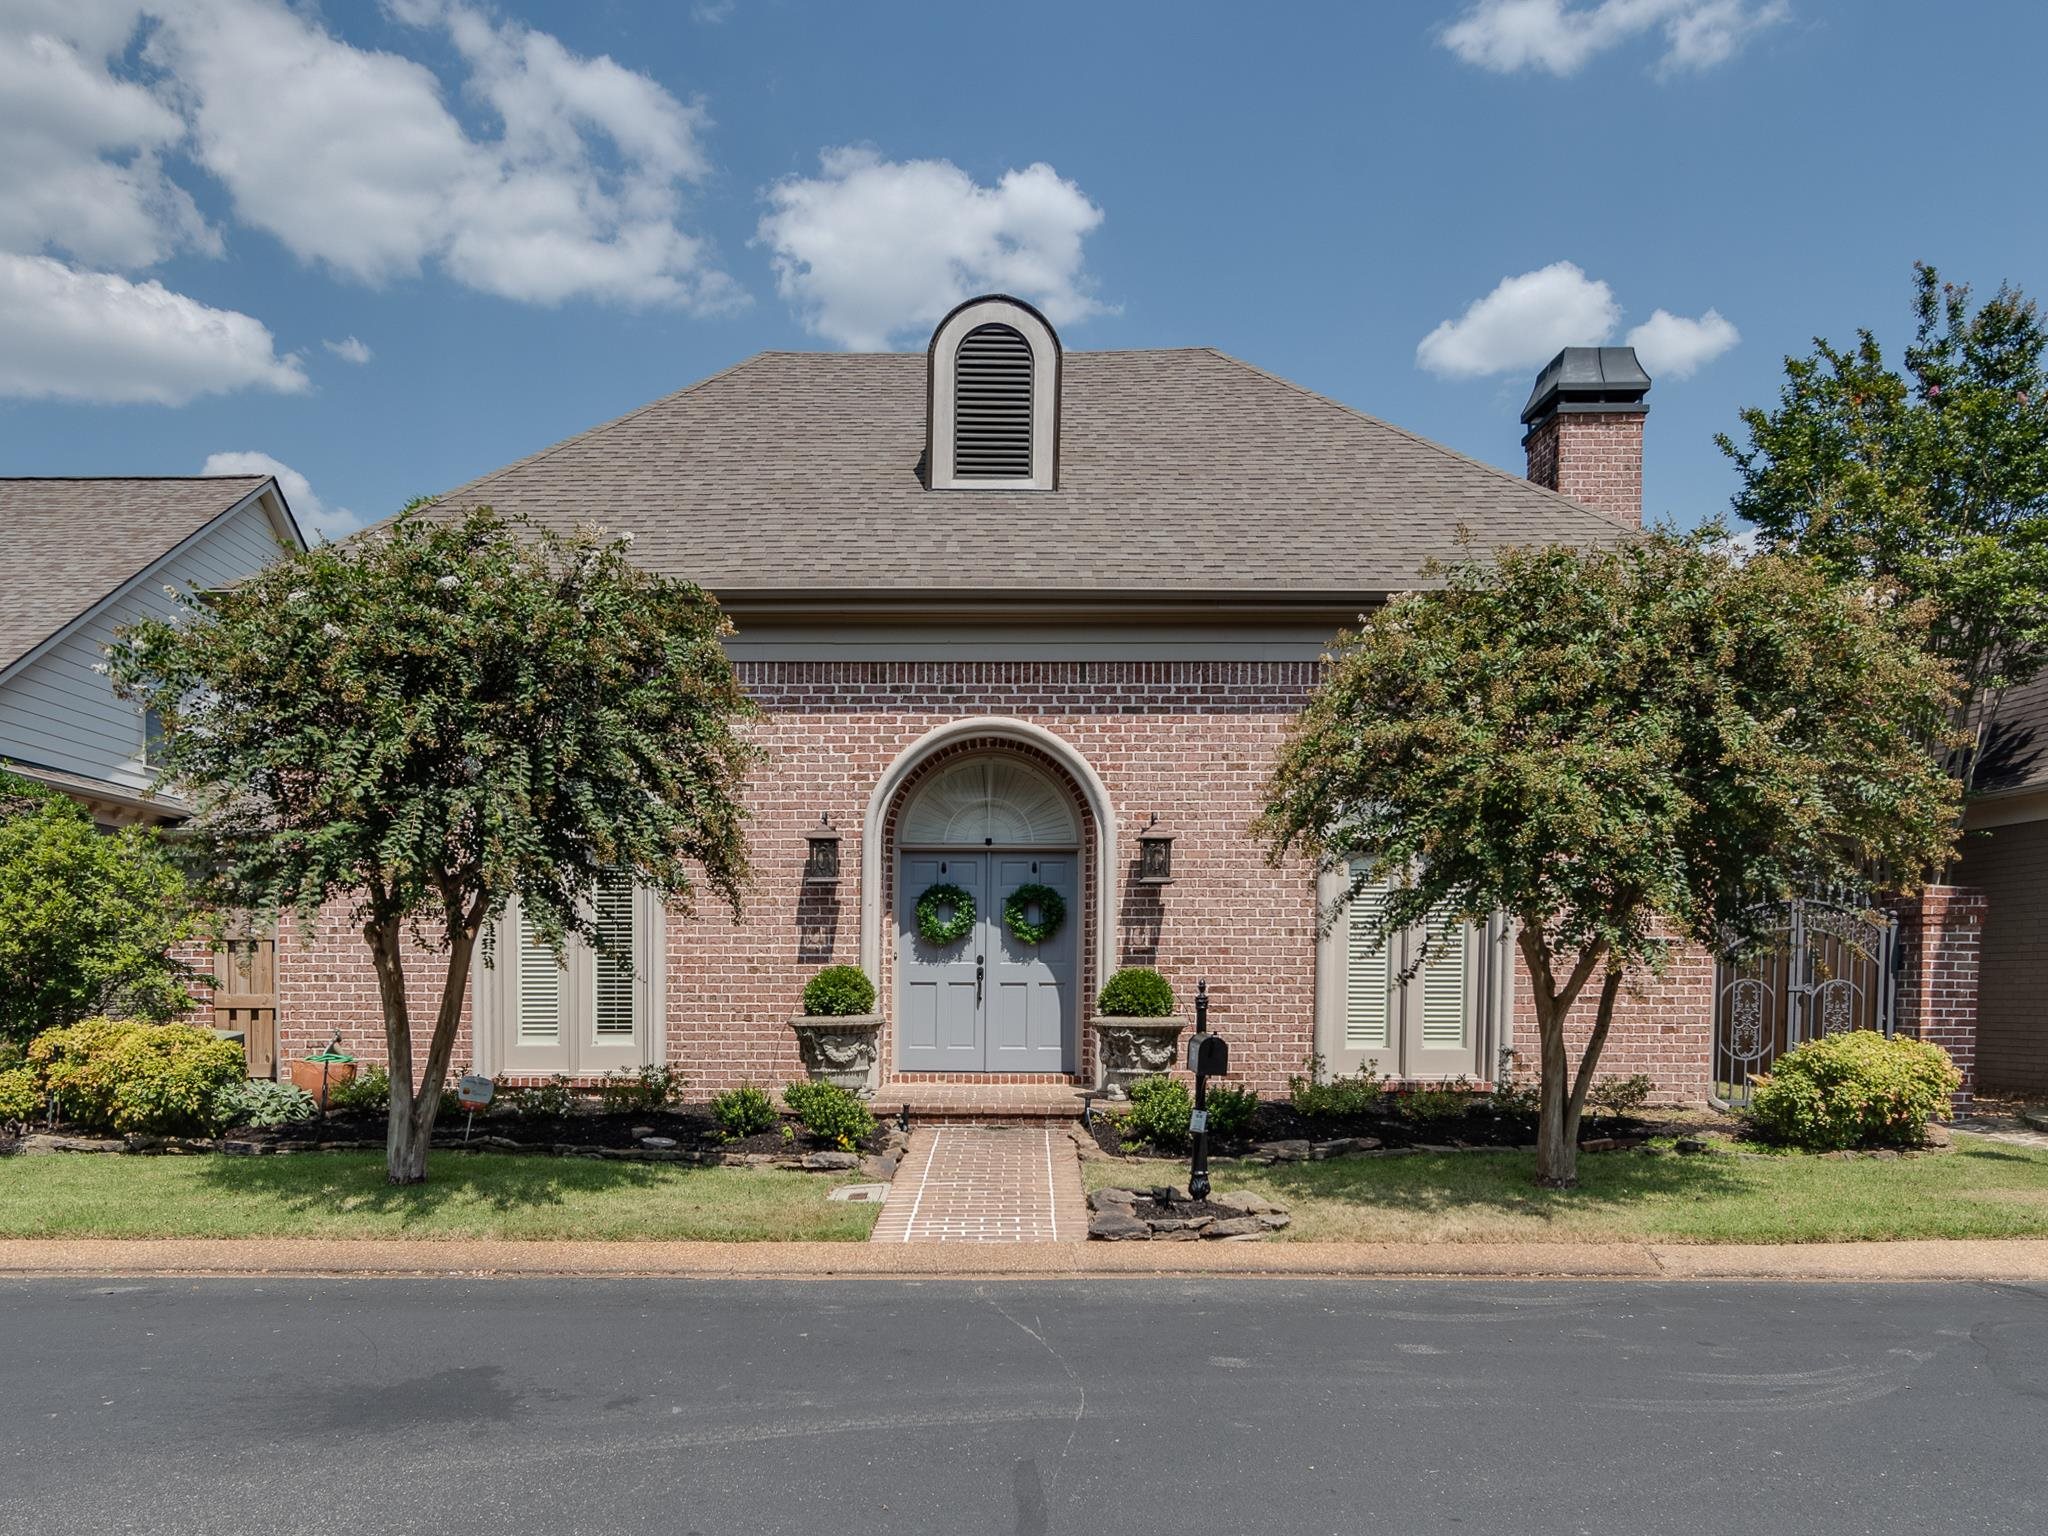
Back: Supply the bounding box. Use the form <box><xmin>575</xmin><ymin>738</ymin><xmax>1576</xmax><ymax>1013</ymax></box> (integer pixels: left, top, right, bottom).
<box><xmin>26</xmin><ymin>1017</ymin><xmax>246</xmax><ymax>1135</ymax></box>
<box><xmin>1287</xmin><ymin>1052</ymin><xmax>1386</xmax><ymax>1119</ymax></box>
<box><xmin>1587</xmin><ymin>1073</ymin><xmax>1654</xmax><ymax>1121</ymax></box>
<box><xmin>1203</xmin><ymin>1086</ymin><xmax>1261</xmax><ymax>1142</ymax></box>
<box><xmin>0</xmin><ymin>1065</ymin><xmax>40</xmax><ymax>1125</ymax></box>
<box><xmin>710</xmin><ymin>1083</ymin><xmax>778</xmax><ymax>1139</ymax></box>
<box><xmin>1119</xmin><ymin>1075</ymin><xmax>1193</xmax><ymax>1151</ymax></box>
<box><xmin>1096</xmin><ymin>967</ymin><xmax>1175</xmax><ymax>1018</ymax></box>
<box><xmin>0</xmin><ymin>771</ymin><xmax>194</xmax><ymax>1048</ymax></box>
<box><xmin>1746</xmin><ymin>1032</ymin><xmax>1961</xmax><ymax>1151</ymax></box>
<box><xmin>781</xmin><ymin>1079</ymin><xmax>875</xmax><ymax>1151</ymax></box>
<box><xmin>597</xmin><ymin>1064</ymin><xmax>685</xmax><ymax>1114</ymax></box>
<box><xmin>802</xmin><ymin>965</ymin><xmax>876</xmax><ymax>1018</ymax></box>
<box><xmin>216</xmin><ymin>1079</ymin><xmax>319</xmax><ymax>1128</ymax></box>
<box><xmin>325</xmin><ymin>1065</ymin><xmax>389</xmax><ymax>1116</ymax></box>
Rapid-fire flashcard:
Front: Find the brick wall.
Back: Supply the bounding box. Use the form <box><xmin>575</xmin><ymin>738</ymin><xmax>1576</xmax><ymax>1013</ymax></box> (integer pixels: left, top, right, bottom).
<box><xmin>264</xmin><ymin>659</ymin><xmax>1722</xmax><ymax>1101</ymax></box>
<box><xmin>1893</xmin><ymin>883</ymin><xmax>1985</xmax><ymax>1102</ymax></box>
<box><xmin>1956</xmin><ymin>820</ymin><xmax>2047</xmax><ymax>1093</ymax></box>
<box><xmin>1523</xmin><ymin>413</ymin><xmax>1644</xmax><ymax>526</ymax></box>
<box><xmin>1508</xmin><ymin>937</ymin><xmax>1715</xmax><ymax>1106</ymax></box>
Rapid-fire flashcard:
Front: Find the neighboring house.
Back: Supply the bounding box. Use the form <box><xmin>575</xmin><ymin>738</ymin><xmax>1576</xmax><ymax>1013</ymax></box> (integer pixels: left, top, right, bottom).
<box><xmin>1960</xmin><ymin>672</ymin><xmax>2048</xmax><ymax>1095</ymax></box>
<box><xmin>0</xmin><ymin>476</ymin><xmax>305</xmax><ymax>824</ymax></box>
<box><xmin>1</xmin><ymin>476</ymin><xmax>305</xmax><ymax>1079</ymax></box>
<box><xmin>269</xmin><ymin>296</ymin><xmax>1735</xmax><ymax>1108</ymax></box>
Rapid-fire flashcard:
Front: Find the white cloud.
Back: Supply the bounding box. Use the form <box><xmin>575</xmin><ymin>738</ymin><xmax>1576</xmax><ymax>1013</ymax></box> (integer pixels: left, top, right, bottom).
<box><xmin>1441</xmin><ymin>0</ymin><xmax>1787</xmax><ymax>77</ymax></box>
<box><xmin>0</xmin><ymin>8</ymin><xmax>219</xmax><ymax>268</ymax></box>
<box><xmin>1416</xmin><ymin>262</ymin><xmax>1619</xmax><ymax>379</ymax></box>
<box><xmin>142</xmin><ymin>0</ymin><xmax>737</xmax><ymax>309</ymax></box>
<box><xmin>0</xmin><ymin>252</ymin><xmax>308</xmax><ymax>405</ymax></box>
<box><xmin>1625</xmin><ymin>307</ymin><xmax>1739</xmax><ymax>378</ymax></box>
<box><xmin>323</xmin><ymin>335</ymin><xmax>372</xmax><ymax>365</ymax></box>
<box><xmin>691</xmin><ymin>0</ymin><xmax>734</xmax><ymax>22</ymax></box>
<box><xmin>201</xmin><ymin>450</ymin><xmax>359</xmax><ymax>542</ymax></box>
<box><xmin>758</xmin><ymin>148</ymin><xmax>1109</xmax><ymax>350</ymax></box>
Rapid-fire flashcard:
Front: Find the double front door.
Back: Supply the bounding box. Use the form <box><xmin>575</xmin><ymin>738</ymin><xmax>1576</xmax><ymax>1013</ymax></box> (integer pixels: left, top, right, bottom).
<box><xmin>897</xmin><ymin>851</ymin><xmax>1076</xmax><ymax>1072</ymax></box>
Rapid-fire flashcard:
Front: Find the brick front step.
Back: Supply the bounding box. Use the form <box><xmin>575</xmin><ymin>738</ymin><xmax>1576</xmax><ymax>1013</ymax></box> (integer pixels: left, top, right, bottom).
<box><xmin>870</xmin><ymin>1079</ymin><xmax>1091</xmax><ymax>1125</ymax></box>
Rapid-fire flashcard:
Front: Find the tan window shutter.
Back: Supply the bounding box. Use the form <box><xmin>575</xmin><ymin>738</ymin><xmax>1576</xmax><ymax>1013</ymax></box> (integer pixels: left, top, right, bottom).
<box><xmin>1345</xmin><ymin>865</ymin><xmax>1394</xmax><ymax>1051</ymax></box>
<box><xmin>592</xmin><ymin>874</ymin><xmax>637</xmax><ymax>1041</ymax></box>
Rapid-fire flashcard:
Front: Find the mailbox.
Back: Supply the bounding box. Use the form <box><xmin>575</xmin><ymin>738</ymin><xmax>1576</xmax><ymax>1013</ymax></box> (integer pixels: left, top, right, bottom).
<box><xmin>1186</xmin><ymin>1033</ymin><xmax>1229</xmax><ymax>1077</ymax></box>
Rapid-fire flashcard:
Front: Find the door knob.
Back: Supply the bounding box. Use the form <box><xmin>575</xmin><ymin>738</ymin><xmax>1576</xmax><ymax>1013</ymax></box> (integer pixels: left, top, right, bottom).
<box><xmin>976</xmin><ymin>955</ymin><xmax>985</xmax><ymax>1004</ymax></box>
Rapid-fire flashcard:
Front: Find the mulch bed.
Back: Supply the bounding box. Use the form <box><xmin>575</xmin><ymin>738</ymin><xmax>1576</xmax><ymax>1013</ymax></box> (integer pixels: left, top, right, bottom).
<box><xmin>1087</xmin><ymin>1097</ymin><xmax>1670</xmax><ymax>1160</ymax></box>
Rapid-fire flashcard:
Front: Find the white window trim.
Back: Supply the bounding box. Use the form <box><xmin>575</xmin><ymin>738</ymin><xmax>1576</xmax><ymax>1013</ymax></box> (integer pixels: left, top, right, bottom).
<box><xmin>927</xmin><ymin>297</ymin><xmax>1060</xmax><ymax>491</ymax></box>
<box><xmin>1312</xmin><ymin>865</ymin><xmax>1513</xmax><ymax>1082</ymax></box>
<box><xmin>475</xmin><ymin>884</ymin><xmax>667</xmax><ymax>1076</ymax></box>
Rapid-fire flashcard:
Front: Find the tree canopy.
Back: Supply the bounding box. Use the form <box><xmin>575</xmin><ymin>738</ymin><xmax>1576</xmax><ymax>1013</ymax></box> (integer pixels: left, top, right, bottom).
<box><xmin>111</xmin><ymin>507</ymin><xmax>757</xmax><ymax>1181</ymax></box>
<box><xmin>0</xmin><ymin>771</ymin><xmax>193</xmax><ymax>1047</ymax></box>
<box><xmin>1257</xmin><ymin>532</ymin><xmax>1959</xmax><ymax>1187</ymax></box>
<box><xmin>1719</xmin><ymin>262</ymin><xmax>2048</xmax><ymax>796</ymax></box>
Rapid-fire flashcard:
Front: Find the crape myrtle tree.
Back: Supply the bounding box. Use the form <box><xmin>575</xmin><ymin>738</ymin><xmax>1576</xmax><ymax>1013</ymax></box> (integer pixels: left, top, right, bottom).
<box><xmin>1256</xmin><ymin>532</ymin><xmax>1958</xmax><ymax>1188</ymax></box>
<box><xmin>112</xmin><ymin>507</ymin><xmax>756</xmax><ymax>1183</ymax></box>
<box><xmin>1720</xmin><ymin>263</ymin><xmax>2048</xmax><ymax>803</ymax></box>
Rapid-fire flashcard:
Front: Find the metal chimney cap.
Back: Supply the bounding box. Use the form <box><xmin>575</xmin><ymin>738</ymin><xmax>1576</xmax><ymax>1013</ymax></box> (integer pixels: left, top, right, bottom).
<box><xmin>1520</xmin><ymin>346</ymin><xmax>1652</xmax><ymax>426</ymax></box>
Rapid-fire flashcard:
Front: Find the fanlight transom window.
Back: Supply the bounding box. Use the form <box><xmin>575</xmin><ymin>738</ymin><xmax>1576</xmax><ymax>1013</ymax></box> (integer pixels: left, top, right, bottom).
<box><xmin>900</xmin><ymin>757</ymin><xmax>1080</xmax><ymax>846</ymax></box>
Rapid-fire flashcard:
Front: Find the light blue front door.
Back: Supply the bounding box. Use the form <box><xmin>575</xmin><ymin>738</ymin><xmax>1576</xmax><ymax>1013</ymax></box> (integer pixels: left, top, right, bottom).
<box><xmin>897</xmin><ymin>851</ymin><xmax>1074</xmax><ymax>1073</ymax></box>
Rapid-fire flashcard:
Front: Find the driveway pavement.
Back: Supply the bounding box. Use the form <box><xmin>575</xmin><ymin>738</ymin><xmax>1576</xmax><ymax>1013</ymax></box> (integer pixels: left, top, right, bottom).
<box><xmin>3</xmin><ymin>1275</ymin><xmax>2043</xmax><ymax>1535</ymax></box>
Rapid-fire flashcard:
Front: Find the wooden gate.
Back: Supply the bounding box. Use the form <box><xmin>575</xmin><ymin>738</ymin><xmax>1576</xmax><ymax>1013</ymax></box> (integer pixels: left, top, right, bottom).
<box><xmin>211</xmin><ymin>936</ymin><xmax>278</xmax><ymax>1079</ymax></box>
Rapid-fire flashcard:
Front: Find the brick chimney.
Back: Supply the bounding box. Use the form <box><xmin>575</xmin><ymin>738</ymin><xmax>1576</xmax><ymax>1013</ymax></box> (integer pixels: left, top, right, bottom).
<box><xmin>1520</xmin><ymin>346</ymin><xmax>1651</xmax><ymax>525</ymax></box>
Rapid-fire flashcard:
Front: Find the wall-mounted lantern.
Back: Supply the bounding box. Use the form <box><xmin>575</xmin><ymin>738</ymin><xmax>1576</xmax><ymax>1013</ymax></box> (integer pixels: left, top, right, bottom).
<box><xmin>803</xmin><ymin>813</ymin><xmax>843</xmax><ymax>886</ymax></box>
<box><xmin>1135</xmin><ymin>813</ymin><xmax>1176</xmax><ymax>886</ymax></box>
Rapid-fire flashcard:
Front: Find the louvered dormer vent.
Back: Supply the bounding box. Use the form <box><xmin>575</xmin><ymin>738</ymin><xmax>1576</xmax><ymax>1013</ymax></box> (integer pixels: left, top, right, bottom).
<box><xmin>952</xmin><ymin>323</ymin><xmax>1035</xmax><ymax>478</ymax></box>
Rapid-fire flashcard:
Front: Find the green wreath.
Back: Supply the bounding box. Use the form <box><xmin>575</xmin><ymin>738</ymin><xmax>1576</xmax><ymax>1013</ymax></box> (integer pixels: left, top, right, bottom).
<box><xmin>1003</xmin><ymin>883</ymin><xmax>1066</xmax><ymax>946</ymax></box>
<box><xmin>914</xmin><ymin>882</ymin><xmax>976</xmax><ymax>946</ymax></box>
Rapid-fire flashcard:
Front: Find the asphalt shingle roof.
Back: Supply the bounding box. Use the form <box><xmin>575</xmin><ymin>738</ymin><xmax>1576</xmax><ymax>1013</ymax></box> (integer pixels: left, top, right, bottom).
<box><xmin>417</xmin><ymin>348</ymin><xmax>1631</xmax><ymax>600</ymax></box>
<box><xmin>0</xmin><ymin>477</ymin><xmax>271</xmax><ymax>675</ymax></box>
<box><xmin>1978</xmin><ymin>671</ymin><xmax>2048</xmax><ymax>797</ymax></box>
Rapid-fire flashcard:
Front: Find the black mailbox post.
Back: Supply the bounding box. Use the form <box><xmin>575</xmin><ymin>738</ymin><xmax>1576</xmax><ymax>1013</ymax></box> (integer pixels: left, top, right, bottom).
<box><xmin>1186</xmin><ymin>978</ymin><xmax>1226</xmax><ymax>1200</ymax></box>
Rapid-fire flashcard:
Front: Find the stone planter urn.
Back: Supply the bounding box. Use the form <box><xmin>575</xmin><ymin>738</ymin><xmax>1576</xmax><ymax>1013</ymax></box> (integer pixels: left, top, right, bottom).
<box><xmin>787</xmin><ymin>1015</ymin><xmax>882</xmax><ymax>1098</ymax></box>
<box><xmin>1090</xmin><ymin>1017</ymin><xmax>1187</xmax><ymax>1099</ymax></box>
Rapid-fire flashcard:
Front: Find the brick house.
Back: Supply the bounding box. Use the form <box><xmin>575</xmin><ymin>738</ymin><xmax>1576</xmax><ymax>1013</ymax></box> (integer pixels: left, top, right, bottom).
<box><xmin>261</xmin><ymin>295</ymin><xmax>1773</xmax><ymax>1112</ymax></box>
<box><xmin>1958</xmin><ymin>673</ymin><xmax>2048</xmax><ymax>1095</ymax></box>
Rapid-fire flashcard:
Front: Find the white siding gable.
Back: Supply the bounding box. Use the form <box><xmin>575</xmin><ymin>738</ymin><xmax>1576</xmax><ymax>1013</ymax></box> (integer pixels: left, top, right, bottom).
<box><xmin>0</xmin><ymin>489</ymin><xmax>297</xmax><ymax>796</ymax></box>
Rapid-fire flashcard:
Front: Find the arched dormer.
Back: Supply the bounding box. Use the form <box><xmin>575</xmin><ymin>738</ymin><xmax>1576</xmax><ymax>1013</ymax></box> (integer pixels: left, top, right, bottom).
<box><xmin>926</xmin><ymin>294</ymin><xmax>1061</xmax><ymax>490</ymax></box>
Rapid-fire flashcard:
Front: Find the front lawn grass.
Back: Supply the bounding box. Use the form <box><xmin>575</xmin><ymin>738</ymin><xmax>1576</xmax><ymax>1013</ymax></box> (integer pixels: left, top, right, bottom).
<box><xmin>0</xmin><ymin>1151</ymin><xmax>879</xmax><ymax>1242</ymax></box>
<box><xmin>1088</xmin><ymin>1135</ymin><xmax>2048</xmax><ymax>1244</ymax></box>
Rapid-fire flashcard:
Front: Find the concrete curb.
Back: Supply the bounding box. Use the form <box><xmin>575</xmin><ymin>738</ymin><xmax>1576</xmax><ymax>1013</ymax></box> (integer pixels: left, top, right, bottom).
<box><xmin>5</xmin><ymin>1237</ymin><xmax>2048</xmax><ymax>1282</ymax></box>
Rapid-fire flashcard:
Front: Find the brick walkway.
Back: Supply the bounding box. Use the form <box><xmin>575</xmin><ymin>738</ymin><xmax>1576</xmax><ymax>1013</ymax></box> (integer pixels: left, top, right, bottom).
<box><xmin>868</xmin><ymin>1126</ymin><xmax>1089</xmax><ymax>1243</ymax></box>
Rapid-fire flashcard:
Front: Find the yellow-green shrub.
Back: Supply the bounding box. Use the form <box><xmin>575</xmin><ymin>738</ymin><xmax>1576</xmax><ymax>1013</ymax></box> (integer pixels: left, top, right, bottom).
<box><xmin>0</xmin><ymin>1065</ymin><xmax>40</xmax><ymax>1124</ymax></box>
<box><xmin>26</xmin><ymin>1017</ymin><xmax>246</xmax><ymax>1135</ymax></box>
<box><xmin>1746</xmin><ymin>1031</ymin><xmax>1960</xmax><ymax>1151</ymax></box>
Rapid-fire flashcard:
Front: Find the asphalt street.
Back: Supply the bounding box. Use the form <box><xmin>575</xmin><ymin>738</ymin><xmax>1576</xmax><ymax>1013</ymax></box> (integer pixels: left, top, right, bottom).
<box><xmin>2</xmin><ymin>1276</ymin><xmax>2043</xmax><ymax>1535</ymax></box>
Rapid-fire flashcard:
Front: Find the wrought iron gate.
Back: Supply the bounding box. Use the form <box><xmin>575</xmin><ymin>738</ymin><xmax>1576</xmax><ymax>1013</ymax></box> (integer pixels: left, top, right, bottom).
<box><xmin>1713</xmin><ymin>897</ymin><xmax>1899</xmax><ymax>1108</ymax></box>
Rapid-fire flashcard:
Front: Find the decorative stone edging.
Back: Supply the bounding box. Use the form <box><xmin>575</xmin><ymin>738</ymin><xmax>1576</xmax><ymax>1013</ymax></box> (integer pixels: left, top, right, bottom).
<box><xmin>1086</xmin><ymin>1186</ymin><xmax>1290</xmax><ymax>1241</ymax></box>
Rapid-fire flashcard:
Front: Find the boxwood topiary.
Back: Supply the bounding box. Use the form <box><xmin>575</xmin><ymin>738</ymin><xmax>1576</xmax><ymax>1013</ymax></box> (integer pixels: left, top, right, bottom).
<box><xmin>1745</xmin><ymin>1031</ymin><xmax>1961</xmax><ymax>1151</ymax></box>
<box><xmin>1096</xmin><ymin>967</ymin><xmax>1175</xmax><ymax>1018</ymax></box>
<box><xmin>802</xmin><ymin>965</ymin><xmax>876</xmax><ymax>1018</ymax></box>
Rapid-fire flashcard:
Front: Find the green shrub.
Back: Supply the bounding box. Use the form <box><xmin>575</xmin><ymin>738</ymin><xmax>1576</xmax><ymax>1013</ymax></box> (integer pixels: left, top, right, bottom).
<box><xmin>0</xmin><ymin>771</ymin><xmax>195</xmax><ymax>1047</ymax></box>
<box><xmin>0</xmin><ymin>1065</ymin><xmax>41</xmax><ymax>1124</ymax></box>
<box><xmin>597</xmin><ymin>1064</ymin><xmax>684</xmax><ymax>1114</ymax></box>
<box><xmin>1203</xmin><ymin>1086</ymin><xmax>1261</xmax><ymax>1142</ymax></box>
<box><xmin>710</xmin><ymin>1083</ymin><xmax>778</xmax><ymax>1139</ymax></box>
<box><xmin>504</xmin><ymin>1076</ymin><xmax>577</xmax><ymax>1118</ymax></box>
<box><xmin>1746</xmin><ymin>1031</ymin><xmax>1961</xmax><ymax>1151</ymax></box>
<box><xmin>802</xmin><ymin>965</ymin><xmax>876</xmax><ymax>1017</ymax></box>
<box><xmin>1588</xmin><ymin>1072</ymin><xmax>1654</xmax><ymax>1121</ymax></box>
<box><xmin>1120</xmin><ymin>1075</ymin><xmax>1193</xmax><ymax>1151</ymax></box>
<box><xmin>26</xmin><ymin>1017</ymin><xmax>246</xmax><ymax>1135</ymax></box>
<box><xmin>782</xmin><ymin>1079</ymin><xmax>876</xmax><ymax>1151</ymax></box>
<box><xmin>1287</xmin><ymin>1052</ymin><xmax>1386</xmax><ymax>1118</ymax></box>
<box><xmin>326</xmin><ymin>1065</ymin><xmax>390</xmax><ymax>1116</ymax></box>
<box><xmin>1395</xmin><ymin>1079</ymin><xmax>1481</xmax><ymax>1125</ymax></box>
<box><xmin>215</xmin><ymin>1079</ymin><xmax>318</xmax><ymax>1128</ymax></box>
<box><xmin>1096</xmin><ymin>967</ymin><xmax>1175</xmax><ymax>1017</ymax></box>
<box><xmin>1489</xmin><ymin>1047</ymin><xmax>1541</xmax><ymax>1122</ymax></box>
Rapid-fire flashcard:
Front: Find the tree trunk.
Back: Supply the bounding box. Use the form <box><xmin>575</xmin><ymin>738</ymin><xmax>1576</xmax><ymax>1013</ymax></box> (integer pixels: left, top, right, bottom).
<box><xmin>367</xmin><ymin>900</ymin><xmax>485</xmax><ymax>1186</ymax></box>
<box><xmin>1518</xmin><ymin>924</ymin><xmax>1615</xmax><ymax>1190</ymax></box>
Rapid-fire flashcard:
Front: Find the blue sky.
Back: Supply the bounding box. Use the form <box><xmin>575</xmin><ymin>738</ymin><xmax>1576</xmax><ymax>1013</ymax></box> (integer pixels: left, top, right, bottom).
<box><xmin>5</xmin><ymin>0</ymin><xmax>2045</xmax><ymax>539</ymax></box>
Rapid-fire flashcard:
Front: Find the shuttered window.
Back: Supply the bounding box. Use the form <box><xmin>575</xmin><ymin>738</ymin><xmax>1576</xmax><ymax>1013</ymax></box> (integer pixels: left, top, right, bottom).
<box><xmin>1345</xmin><ymin>867</ymin><xmax>1393</xmax><ymax>1051</ymax></box>
<box><xmin>592</xmin><ymin>873</ymin><xmax>637</xmax><ymax>1040</ymax></box>
<box><xmin>517</xmin><ymin>909</ymin><xmax>563</xmax><ymax>1044</ymax></box>
<box><xmin>1420</xmin><ymin>909</ymin><xmax>1469</xmax><ymax>1049</ymax></box>
<box><xmin>953</xmin><ymin>323</ymin><xmax>1034</xmax><ymax>477</ymax></box>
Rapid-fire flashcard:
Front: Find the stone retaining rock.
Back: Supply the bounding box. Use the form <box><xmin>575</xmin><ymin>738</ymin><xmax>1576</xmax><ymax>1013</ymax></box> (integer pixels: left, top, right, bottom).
<box><xmin>1085</xmin><ymin>1186</ymin><xmax>1292</xmax><ymax>1241</ymax></box>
